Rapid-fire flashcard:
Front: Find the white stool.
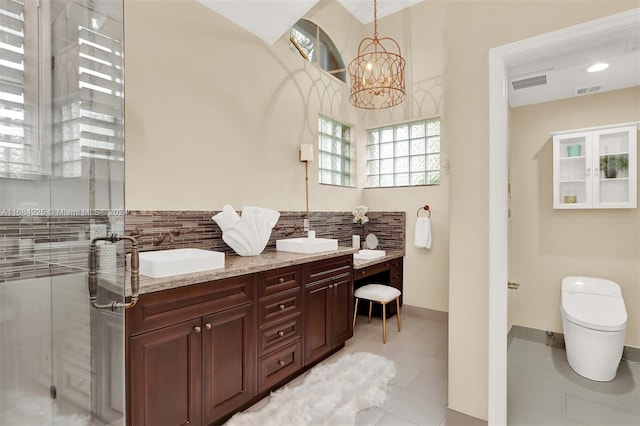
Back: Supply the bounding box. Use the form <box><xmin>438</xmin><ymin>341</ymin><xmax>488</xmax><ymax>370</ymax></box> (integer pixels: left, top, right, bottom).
<box><xmin>353</xmin><ymin>284</ymin><xmax>401</xmax><ymax>343</ymax></box>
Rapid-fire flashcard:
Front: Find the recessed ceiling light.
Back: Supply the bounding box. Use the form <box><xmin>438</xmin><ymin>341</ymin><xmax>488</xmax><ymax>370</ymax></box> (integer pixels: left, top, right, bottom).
<box><xmin>587</xmin><ymin>63</ymin><xmax>610</xmax><ymax>73</ymax></box>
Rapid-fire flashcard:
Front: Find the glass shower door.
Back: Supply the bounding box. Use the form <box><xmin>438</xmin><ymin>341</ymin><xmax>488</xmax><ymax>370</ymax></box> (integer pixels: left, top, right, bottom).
<box><xmin>0</xmin><ymin>0</ymin><xmax>125</xmax><ymax>424</ymax></box>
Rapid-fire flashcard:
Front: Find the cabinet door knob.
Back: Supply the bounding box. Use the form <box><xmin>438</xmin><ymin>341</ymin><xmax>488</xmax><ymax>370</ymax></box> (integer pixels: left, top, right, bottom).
<box><xmin>204</xmin><ymin>323</ymin><xmax>212</xmax><ymax>330</ymax></box>
<box><xmin>393</xmin><ymin>275</ymin><xmax>400</xmax><ymax>279</ymax></box>
<box><xmin>278</xmin><ymin>277</ymin><xmax>285</xmax><ymax>283</ymax></box>
<box><xmin>278</xmin><ymin>330</ymin><xmax>284</xmax><ymax>337</ymax></box>
<box><xmin>193</xmin><ymin>326</ymin><xmax>202</xmax><ymax>333</ymax></box>
<box><xmin>279</xmin><ymin>304</ymin><xmax>285</xmax><ymax>310</ymax></box>
<box><xmin>278</xmin><ymin>360</ymin><xmax>285</xmax><ymax>366</ymax></box>
<box><xmin>360</xmin><ymin>270</ymin><xmax>366</xmax><ymax>275</ymax></box>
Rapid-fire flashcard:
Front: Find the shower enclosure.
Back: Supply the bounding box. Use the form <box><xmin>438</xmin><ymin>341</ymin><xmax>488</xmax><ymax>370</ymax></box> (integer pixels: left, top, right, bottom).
<box><xmin>1</xmin><ymin>0</ymin><xmax>125</xmax><ymax>424</ymax></box>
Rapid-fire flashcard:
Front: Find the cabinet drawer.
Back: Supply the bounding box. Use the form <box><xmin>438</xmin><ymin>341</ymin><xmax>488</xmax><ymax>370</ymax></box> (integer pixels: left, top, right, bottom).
<box><xmin>258</xmin><ymin>314</ymin><xmax>302</xmax><ymax>357</ymax></box>
<box><xmin>257</xmin><ymin>266</ymin><xmax>301</xmax><ymax>300</ymax></box>
<box><xmin>128</xmin><ymin>275</ymin><xmax>254</xmax><ymax>335</ymax></box>
<box><xmin>258</xmin><ymin>340</ymin><xmax>302</xmax><ymax>393</ymax></box>
<box><xmin>354</xmin><ymin>261</ymin><xmax>391</xmax><ymax>280</ymax></box>
<box><xmin>304</xmin><ymin>255</ymin><xmax>352</xmax><ymax>284</ymax></box>
<box><xmin>258</xmin><ymin>288</ymin><xmax>301</xmax><ymax>325</ymax></box>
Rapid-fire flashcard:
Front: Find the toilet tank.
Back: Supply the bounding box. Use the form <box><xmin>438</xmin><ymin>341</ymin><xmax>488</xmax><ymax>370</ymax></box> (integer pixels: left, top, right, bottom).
<box><xmin>562</xmin><ymin>276</ymin><xmax>622</xmax><ymax>297</ymax></box>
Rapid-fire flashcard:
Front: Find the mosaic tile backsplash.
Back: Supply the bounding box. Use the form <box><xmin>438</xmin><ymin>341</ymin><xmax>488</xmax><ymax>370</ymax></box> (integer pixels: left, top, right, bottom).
<box><xmin>0</xmin><ymin>210</ymin><xmax>405</xmax><ymax>283</ymax></box>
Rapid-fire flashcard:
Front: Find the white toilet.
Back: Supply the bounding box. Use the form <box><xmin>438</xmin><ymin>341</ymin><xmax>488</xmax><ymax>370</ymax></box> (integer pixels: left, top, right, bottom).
<box><xmin>561</xmin><ymin>276</ymin><xmax>627</xmax><ymax>382</ymax></box>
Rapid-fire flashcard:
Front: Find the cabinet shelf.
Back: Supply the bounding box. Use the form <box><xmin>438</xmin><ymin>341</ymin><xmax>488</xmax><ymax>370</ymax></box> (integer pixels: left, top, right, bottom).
<box><xmin>559</xmin><ymin>179</ymin><xmax>586</xmax><ymax>184</ymax></box>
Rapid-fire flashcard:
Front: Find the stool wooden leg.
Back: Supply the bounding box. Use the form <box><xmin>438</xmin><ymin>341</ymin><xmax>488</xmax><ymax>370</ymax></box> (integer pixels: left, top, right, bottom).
<box><xmin>353</xmin><ymin>298</ymin><xmax>359</xmax><ymax>329</ymax></box>
<box><xmin>382</xmin><ymin>302</ymin><xmax>387</xmax><ymax>343</ymax></box>
<box><xmin>396</xmin><ymin>297</ymin><xmax>401</xmax><ymax>332</ymax></box>
<box><xmin>368</xmin><ymin>301</ymin><xmax>372</xmax><ymax>324</ymax></box>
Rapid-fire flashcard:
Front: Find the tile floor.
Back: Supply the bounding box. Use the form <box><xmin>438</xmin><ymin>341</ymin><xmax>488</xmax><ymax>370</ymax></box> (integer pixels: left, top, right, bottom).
<box><xmin>245</xmin><ymin>309</ymin><xmax>485</xmax><ymax>426</ymax></box>
<box><xmin>507</xmin><ymin>337</ymin><xmax>640</xmax><ymax>426</ymax></box>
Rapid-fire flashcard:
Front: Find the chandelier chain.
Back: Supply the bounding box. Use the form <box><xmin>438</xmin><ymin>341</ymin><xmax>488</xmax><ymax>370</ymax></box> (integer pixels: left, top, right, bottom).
<box><xmin>373</xmin><ymin>0</ymin><xmax>378</xmax><ymax>39</ymax></box>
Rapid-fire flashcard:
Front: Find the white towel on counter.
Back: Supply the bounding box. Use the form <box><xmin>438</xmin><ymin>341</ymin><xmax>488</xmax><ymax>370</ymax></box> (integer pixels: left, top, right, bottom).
<box><xmin>414</xmin><ymin>217</ymin><xmax>432</xmax><ymax>249</ymax></box>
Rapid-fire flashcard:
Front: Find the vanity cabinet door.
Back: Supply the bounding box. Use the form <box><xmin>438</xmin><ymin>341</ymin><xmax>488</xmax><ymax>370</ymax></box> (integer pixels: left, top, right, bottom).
<box><xmin>303</xmin><ymin>254</ymin><xmax>354</xmax><ymax>366</ymax></box>
<box><xmin>202</xmin><ymin>303</ymin><xmax>256</xmax><ymax>425</ymax></box>
<box><xmin>304</xmin><ymin>280</ymin><xmax>332</xmax><ymax>365</ymax></box>
<box><xmin>129</xmin><ymin>318</ymin><xmax>202</xmax><ymax>426</ymax></box>
<box><xmin>331</xmin><ymin>275</ymin><xmax>354</xmax><ymax>347</ymax></box>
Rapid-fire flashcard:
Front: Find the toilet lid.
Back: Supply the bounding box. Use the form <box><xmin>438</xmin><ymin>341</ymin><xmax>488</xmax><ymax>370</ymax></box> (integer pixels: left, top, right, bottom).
<box><xmin>562</xmin><ymin>291</ymin><xmax>627</xmax><ymax>331</ymax></box>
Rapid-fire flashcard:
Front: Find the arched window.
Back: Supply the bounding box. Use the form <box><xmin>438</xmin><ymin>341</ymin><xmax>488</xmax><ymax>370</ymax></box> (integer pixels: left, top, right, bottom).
<box><xmin>290</xmin><ymin>19</ymin><xmax>346</xmax><ymax>83</ymax></box>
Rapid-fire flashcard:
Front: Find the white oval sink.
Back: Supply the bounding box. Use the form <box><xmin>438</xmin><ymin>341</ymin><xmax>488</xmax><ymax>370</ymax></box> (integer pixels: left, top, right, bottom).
<box><xmin>276</xmin><ymin>237</ymin><xmax>338</xmax><ymax>254</ymax></box>
<box><xmin>139</xmin><ymin>248</ymin><xmax>225</xmax><ymax>278</ymax></box>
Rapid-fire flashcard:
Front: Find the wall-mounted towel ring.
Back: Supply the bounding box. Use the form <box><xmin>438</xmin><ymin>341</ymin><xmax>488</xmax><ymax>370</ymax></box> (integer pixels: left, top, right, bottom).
<box><xmin>417</xmin><ymin>205</ymin><xmax>431</xmax><ymax>218</ymax></box>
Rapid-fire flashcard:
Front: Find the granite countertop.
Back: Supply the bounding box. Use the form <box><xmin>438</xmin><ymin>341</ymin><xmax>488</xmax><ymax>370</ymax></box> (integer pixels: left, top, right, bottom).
<box><xmin>352</xmin><ymin>250</ymin><xmax>404</xmax><ymax>269</ymax></box>
<box><xmin>100</xmin><ymin>246</ymin><xmax>358</xmax><ymax>296</ymax></box>
<box><xmin>99</xmin><ymin>247</ymin><xmax>405</xmax><ymax>297</ymax></box>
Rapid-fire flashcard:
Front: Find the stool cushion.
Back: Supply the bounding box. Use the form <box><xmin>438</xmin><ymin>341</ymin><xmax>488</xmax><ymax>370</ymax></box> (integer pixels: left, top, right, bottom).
<box><xmin>354</xmin><ymin>284</ymin><xmax>401</xmax><ymax>303</ymax></box>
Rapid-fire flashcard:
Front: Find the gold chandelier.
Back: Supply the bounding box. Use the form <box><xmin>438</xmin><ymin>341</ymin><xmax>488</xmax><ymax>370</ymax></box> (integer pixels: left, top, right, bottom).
<box><xmin>348</xmin><ymin>0</ymin><xmax>406</xmax><ymax>109</ymax></box>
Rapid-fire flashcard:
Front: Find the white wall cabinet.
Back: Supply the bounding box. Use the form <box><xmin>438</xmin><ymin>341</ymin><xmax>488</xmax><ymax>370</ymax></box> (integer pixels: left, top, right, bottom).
<box><xmin>552</xmin><ymin>123</ymin><xmax>637</xmax><ymax>209</ymax></box>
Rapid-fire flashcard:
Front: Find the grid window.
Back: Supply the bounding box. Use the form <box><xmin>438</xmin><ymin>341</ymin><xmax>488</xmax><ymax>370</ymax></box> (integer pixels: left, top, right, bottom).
<box><xmin>318</xmin><ymin>115</ymin><xmax>351</xmax><ymax>186</ymax></box>
<box><xmin>366</xmin><ymin>118</ymin><xmax>440</xmax><ymax>187</ymax></box>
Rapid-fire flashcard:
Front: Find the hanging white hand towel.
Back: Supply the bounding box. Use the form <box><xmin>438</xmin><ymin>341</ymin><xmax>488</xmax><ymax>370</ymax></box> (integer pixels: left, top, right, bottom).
<box><xmin>414</xmin><ymin>217</ymin><xmax>432</xmax><ymax>249</ymax></box>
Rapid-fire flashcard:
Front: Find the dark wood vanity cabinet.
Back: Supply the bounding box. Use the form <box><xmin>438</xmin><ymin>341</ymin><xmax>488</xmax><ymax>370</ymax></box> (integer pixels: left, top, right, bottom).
<box><xmin>126</xmin><ymin>253</ymin><xmax>355</xmax><ymax>426</ymax></box>
<box><xmin>126</xmin><ymin>275</ymin><xmax>256</xmax><ymax>426</ymax></box>
<box><xmin>303</xmin><ymin>255</ymin><xmax>354</xmax><ymax>365</ymax></box>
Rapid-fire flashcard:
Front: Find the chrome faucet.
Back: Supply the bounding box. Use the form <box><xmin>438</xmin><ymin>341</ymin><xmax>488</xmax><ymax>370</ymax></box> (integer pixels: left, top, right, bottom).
<box><xmin>88</xmin><ymin>233</ymin><xmax>140</xmax><ymax>311</ymax></box>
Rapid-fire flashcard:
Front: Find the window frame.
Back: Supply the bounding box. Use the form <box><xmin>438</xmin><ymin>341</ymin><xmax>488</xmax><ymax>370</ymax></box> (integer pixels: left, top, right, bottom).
<box><xmin>318</xmin><ymin>114</ymin><xmax>352</xmax><ymax>187</ymax></box>
<box><xmin>365</xmin><ymin>118</ymin><xmax>441</xmax><ymax>188</ymax></box>
<box><xmin>290</xmin><ymin>19</ymin><xmax>346</xmax><ymax>83</ymax></box>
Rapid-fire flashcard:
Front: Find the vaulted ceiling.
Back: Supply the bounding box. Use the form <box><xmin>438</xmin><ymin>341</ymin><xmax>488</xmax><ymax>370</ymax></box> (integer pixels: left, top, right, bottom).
<box><xmin>194</xmin><ymin>1</ymin><xmax>639</xmax><ymax>107</ymax></box>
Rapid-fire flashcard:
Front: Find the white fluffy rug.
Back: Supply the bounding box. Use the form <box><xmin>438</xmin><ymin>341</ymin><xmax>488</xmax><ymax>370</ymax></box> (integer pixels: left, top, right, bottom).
<box><xmin>226</xmin><ymin>352</ymin><xmax>396</xmax><ymax>426</ymax></box>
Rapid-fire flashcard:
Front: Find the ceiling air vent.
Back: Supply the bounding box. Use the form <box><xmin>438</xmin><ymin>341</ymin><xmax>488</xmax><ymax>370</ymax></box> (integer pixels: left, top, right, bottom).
<box><xmin>575</xmin><ymin>85</ymin><xmax>601</xmax><ymax>96</ymax></box>
<box><xmin>511</xmin><ymin>74</ymin><xmax>547</xmax><ymax>90</ymax></box>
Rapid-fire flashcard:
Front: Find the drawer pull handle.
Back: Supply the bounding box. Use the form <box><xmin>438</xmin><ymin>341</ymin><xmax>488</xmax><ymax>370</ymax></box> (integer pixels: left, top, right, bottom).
<box><xmin>278</xmin><ymin>277</ymin><xmax>285</xmax><ymax>283</ymax></box>
<box><xmin>360</xmin><ymin>270</ymin><xmax>366</xmax><ymax>274</ymax></box>
<box><xmin>278</xmin><ymin>360</ymin><xmax>285</xmax><ymax>366</ymax></box>
<box><xmin>279</xmin><ymin>304</ymin><xmax>285</xmax><ymax>310</ymax></box>
<box><xmin>393</xmin><ymin>275</ymin><xmax>400</xmax><ymax>279</ymax></box>
<box><xmin>278</xmin><ymin>330</ymin><xmax>284</xmax><ymax>337</ymax></box>
<box><xmin>194</xmin><ymin>326</ymin><xmax>202</xmax><ymax>333</ymax></box>
<box><xmin>204</xmin><ymin>323</ymin><xmax>212</xmax><ymax>330</ymax></box>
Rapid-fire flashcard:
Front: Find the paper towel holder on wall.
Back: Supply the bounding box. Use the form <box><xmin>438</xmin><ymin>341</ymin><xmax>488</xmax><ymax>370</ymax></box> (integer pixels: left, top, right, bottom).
<box><xmin>417</xmin><ymin>205</ymin><xmax>431</xmax><ymax>217</ymax></box>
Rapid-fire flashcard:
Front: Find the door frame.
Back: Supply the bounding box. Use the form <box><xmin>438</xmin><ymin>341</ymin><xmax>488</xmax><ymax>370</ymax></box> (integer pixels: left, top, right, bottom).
<box><xmin>487</xmin><ymin>8</ymin><xmax>640</xmax><ymax>425</ymax></box>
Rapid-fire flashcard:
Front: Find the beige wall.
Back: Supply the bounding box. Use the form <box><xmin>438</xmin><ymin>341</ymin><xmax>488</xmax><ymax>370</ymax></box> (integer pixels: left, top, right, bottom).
<box><xmin>124</xmin><ymin>0</ymin><xmax>362</xmax><ymax>212</ymax></box>
<box><xmin>361</xmin><ymin>1</ymin><xmax>450</xmax><ymax>313</ymax></box>
<box><xmin>510</xmin><ymin>87</ymin><xmax>640</xmax><ymax>347</ymax></box>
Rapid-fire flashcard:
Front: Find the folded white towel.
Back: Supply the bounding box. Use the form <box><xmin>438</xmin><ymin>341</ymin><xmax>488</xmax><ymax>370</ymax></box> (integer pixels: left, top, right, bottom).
<box><xmin>414</xmin><ymin>217</ymin><xmax>432</xmax><ymax>249</ymax></box>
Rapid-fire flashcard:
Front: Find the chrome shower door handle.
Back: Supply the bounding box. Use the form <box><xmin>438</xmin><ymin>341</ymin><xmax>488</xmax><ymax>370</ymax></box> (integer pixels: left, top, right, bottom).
<box><xmin>88</xmin><ymin>233</ymin><xmax>140</xmax><ymax>311</ymax></box>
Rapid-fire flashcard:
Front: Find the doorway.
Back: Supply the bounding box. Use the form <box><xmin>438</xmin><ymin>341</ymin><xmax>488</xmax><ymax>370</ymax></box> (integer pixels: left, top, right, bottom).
<box><xmin>488</xmin><ymin>8</ymin><xmax>640</xmax><ymax>425</ymax></box>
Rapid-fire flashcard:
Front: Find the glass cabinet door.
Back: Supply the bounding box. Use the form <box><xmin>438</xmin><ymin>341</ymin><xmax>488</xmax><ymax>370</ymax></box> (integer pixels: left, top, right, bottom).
<box><xmin>553</xmin><ymin>131</ymin><xmax>591</xmax><ymax>208</ymax></box>
<box><xmin>593</xmin><ymin>126</ymin><xmax>637</xmax><ymax>208</ymax></box>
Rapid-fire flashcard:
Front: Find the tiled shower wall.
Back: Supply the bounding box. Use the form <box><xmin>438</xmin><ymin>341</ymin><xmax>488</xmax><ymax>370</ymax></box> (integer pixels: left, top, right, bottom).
<box><xmin>0</xmin><ymin>215</ymin><xmax>113</xmax><ymax>283</ymax></box>
<box><xmin>0</xmin><ymin>210</ymin><xmax>405</xmax><ymax>282</ymax></box>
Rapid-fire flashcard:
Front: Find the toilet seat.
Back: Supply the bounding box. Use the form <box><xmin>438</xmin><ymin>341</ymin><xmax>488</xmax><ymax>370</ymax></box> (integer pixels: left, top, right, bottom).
<box><xmin>562</xmin><ymin>292</ymin><xmax>627</xmax><ymax>332</ymax></box>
